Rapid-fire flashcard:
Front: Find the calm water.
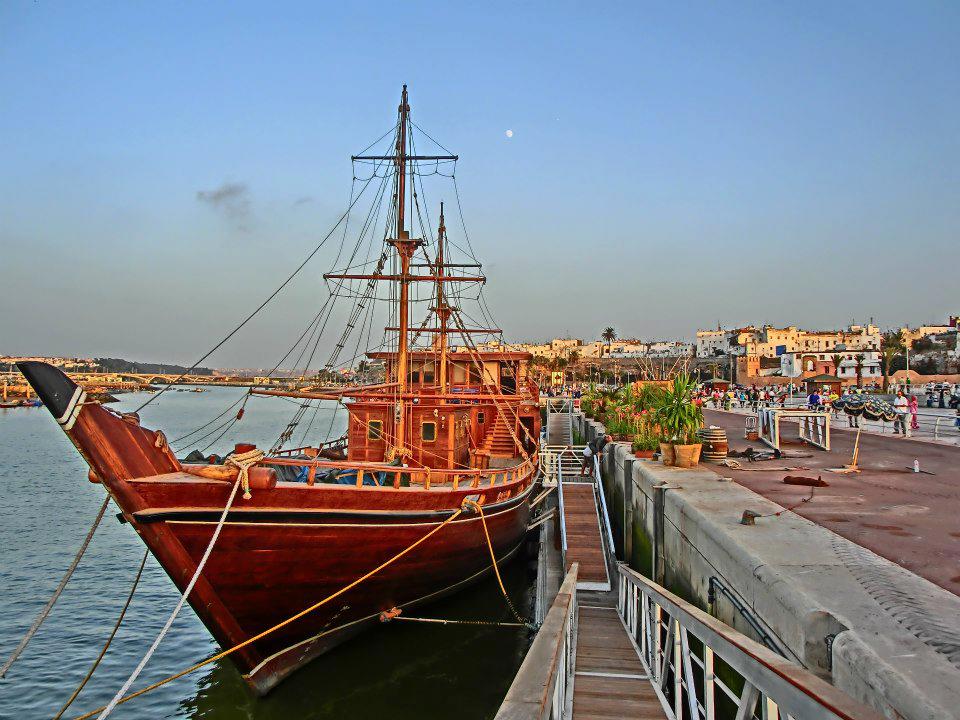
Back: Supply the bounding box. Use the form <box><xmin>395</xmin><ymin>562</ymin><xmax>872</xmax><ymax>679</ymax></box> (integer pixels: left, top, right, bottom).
<box><xmin>0</xmin><ymin>387</ymin><xmax>534</xmax><ymax>719</ymax></box>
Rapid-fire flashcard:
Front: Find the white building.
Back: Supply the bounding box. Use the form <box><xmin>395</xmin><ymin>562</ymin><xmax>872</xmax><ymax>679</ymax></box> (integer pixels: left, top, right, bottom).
<box><xmin>695</xmin><ymin>330</ymin><xmax>731</xmax><ymax>358</ymax></box>
<box><xmin>780</xmin><ymin>350</ymin><xmax>882</xmax><ymax>380</ymax></box>
<box><xmin>696</xmin><ymin>324</ymin><xmax>881</xmax><ymax>359</ymax></box>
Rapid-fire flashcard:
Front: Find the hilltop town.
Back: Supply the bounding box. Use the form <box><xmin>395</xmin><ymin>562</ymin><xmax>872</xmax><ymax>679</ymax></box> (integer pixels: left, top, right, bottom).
<box><xmin>473</xmin><ymin>316</ymin><xmax>960</xmax><ymax>386</ymax></box>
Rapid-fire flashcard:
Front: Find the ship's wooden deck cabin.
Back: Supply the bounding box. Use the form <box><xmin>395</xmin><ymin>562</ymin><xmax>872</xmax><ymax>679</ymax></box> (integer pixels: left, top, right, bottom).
<box><xmin>347</xmin><ymin>350</ymin><xmax>540</xmax><ymax>470</ymax></box>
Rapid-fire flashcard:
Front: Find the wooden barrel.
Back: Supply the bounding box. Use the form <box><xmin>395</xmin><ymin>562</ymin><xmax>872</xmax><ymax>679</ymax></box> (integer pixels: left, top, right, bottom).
<box><xmin>697</xmin><ymin>427</ymin><xmax>728</xmax><ymax>462</ymax></box>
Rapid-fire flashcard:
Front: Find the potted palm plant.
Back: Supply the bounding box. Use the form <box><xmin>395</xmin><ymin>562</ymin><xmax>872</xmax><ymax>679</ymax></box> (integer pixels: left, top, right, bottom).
<box><xmin>654</xmin><ymin>374</ymin><xmax>704</xmax><ymax>468</ymax></box>
<box><xmin>631</xmin><ymin>431</ymin><xmax>659</xmax><ymax>459</ymax></box>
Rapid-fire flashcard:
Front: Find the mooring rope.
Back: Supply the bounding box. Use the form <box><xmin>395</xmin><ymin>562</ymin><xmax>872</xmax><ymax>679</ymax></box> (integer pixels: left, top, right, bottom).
<box><xmin>52</xmin><ymin>549</ymin><xmax>149</xmax><ymax>720</ymax></box>
<box><xmin>73</xmin><ymin>503</ymin><xmax>468</xmax><ymax>720</ymax></box>
<box><xmin>0</xmin><ymin>495</ymin><xmax>111</xmax><ymax>679</ymax></box>
<box><xmin>392</xmin><ymin>616</ymin><xmax>526</xmax><ymax>628</ymax></box>
<box><xmin>94</xmin><ymin>479</ymin><xmax>242</xmax><ymax>719</ymax></box>
<box><xmin>463</xmin><ymin>499</ymin><xmax>528</xmax><ymax>625</ymax></box>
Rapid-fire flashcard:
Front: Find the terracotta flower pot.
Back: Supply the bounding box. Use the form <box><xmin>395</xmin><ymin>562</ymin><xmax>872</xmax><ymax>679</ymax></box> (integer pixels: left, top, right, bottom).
<box><xmin>634</xmin><ymin>449</ymin><xmax>655</xmax><ymax>459</ymax></box>
<box><xmin>673</xmin><ymin>443</ymin><xmax>702</xmax><ymax>468</ymax></box>
<box><xmin>659</xmin><ymin>442</ymin><xmax>675</xmax><ymax>466</ymax></box>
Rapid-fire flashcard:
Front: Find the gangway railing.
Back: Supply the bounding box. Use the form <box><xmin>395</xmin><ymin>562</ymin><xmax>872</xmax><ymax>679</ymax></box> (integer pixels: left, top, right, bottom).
<box><xmin>494</xmin><ymin>564</ymin><xmax>578</xmax><ymax>720</ymax></box>
<box><xmin>616</xmin><ymin>564</ymin><xmax>886</xmax><ymax>720</ymax></box>
<box><xmin>593</xmin><ymin>454</ymin><xmax>617</xmax><ymax>567</ymax></box>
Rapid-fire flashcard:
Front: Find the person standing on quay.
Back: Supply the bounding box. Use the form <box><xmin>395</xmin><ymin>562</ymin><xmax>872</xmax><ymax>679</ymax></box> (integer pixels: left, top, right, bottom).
<box><xmin>893</xmin><ymin>391</ymin><xmax>909</xmax><ymax>436</ymax></box>
<box><xmin>909</xmin><ymin>395</ymin><xmax>920</xmax><ymax>431</ymax></box>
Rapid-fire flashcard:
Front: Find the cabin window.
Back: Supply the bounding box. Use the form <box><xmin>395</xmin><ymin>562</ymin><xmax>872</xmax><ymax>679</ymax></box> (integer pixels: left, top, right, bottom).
<box><xmin>478</xmin><ymin>411</ymin><xmax>485</xmax><ymax>425</ymax></box>
<box><xmin>452</xmin><ymin>363</ymin><xmax>467</xmax><ymax>384</ymax></box>
<box><xmin>422</xmin><ymin>362</ymin><xmax>435</xmax><ymax>384</ymax></box>
<box><xmin>421</xmin><ymin>421</ymin><xmax>436</xmax><ymax>442</ymax></box>
<box><xmin>368</xmin><ymin>420</ymin><xmax>383</xmax><ymax>440</ymax></box>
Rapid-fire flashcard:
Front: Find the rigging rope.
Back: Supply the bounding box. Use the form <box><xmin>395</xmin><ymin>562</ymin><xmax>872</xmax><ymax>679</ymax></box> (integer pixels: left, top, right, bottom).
<box><xmin>52</xmin><ymin>549</ymin><xmax>149</xmax><ymax>720</ymax></box>
<box><xmin>94</xmin><ymin>478</ymin><xmax>243</xmax><ymax>719</ymax></box>
<box><xmin>132</xmin><ymin>173</ymin><xmax>380</xmax><ymax>414</ymax></box>
<box><xmin>73</xmin><ymin>503</ymin><xmax>468</xmax><ymax>720</ymax></box>
<box><xmin>0</xmin><ymin>495</ymin><xmax>111</xmax><ymax>679</ymax></box>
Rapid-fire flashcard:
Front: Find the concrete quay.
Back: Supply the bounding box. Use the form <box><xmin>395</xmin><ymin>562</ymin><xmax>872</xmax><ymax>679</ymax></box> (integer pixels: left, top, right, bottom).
<box><xmin>576</xmin><ymin>412</ymin><xmax>960</xmax><ymax>720</ymax></box>
<box><xmin>703</xmin><ymin>408</ymin><xmax>960</xmax><ymax>596</ymax></box>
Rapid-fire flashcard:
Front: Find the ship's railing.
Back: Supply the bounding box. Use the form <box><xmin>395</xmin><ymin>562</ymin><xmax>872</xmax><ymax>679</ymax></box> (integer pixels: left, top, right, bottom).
<box><xmin>494</xmin><ymin>563</ymin><xmax>578</xmax><ymax>720</ymax></box>
<box><xmin>616</xmin><ymin>564</ymin><xmax>885</xmax><ymax>720</ymax></box>
<box><xmin>264</xmin><ymin>454</ymin><xmax>538</xmax><ymax>491</ymax></box>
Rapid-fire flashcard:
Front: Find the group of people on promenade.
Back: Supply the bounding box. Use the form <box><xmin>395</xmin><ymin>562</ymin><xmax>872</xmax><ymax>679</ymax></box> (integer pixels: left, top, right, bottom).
<box><xmin>699</xmin><ymin>386</ymin><xmax>790</xmax><ymax>412</ymax></box>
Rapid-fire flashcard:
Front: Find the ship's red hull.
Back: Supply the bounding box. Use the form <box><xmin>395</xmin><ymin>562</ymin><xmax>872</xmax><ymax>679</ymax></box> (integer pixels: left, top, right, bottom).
<box><xmin>124</xmin><ymin>477</ymin><xmax>534</xmax><ymax>693</ymax></box>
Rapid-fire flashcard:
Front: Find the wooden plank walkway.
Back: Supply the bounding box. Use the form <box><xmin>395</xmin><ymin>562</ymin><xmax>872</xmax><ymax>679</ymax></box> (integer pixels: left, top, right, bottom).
<box><xmin>573</xmin><ymin>603</ymin><xmax>666</xmax><ymax>719</ymax></box>
<box><xmin>562</xmin><ymin>482</ymin><xmax>610</xmax><ymax>589</ymax></box>
<box><xmin>546</xmin><ymin>410</ymin><xmax>573</xmax><ymax>445</ymax></box>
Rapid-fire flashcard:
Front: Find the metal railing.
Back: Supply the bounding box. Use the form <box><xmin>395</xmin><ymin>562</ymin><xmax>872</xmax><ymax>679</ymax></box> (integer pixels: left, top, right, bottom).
<box><xmin>617</xmin><ymin>564</ymin><xmax>886</xmax><ymax>720</ymax></box>
<box><xmin>556</xmin><ymin>454</ymin><xmax>568</xmax><ymax>569</ymax></box>
<box><xmin>494</xmin><ymin>564</ymin><xmax>578</xmax><ymax>720</ymax></box>
<box><xmin>593</xmin><ymin>454</ymin><xmax>617</xmax><ymax>563</ymax></box>
<box><xmin>714</xmin><ymin>397</ymin><xmax>960</xmax><ymax>443</ymax></box>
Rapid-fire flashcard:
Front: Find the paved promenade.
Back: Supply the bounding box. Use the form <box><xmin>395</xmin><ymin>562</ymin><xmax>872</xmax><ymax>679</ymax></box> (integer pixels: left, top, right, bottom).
<box><xmin>704</xmin><ymin>409</ymin><xmax>960</xmax><ymax>596</ymax></box>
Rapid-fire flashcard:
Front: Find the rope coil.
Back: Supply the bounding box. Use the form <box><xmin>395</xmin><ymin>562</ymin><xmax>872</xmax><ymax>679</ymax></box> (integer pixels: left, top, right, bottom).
<box><xmin>224</xmin><ymin>448</ymin><xmax>265</xmax><ymax>500</ymax></box>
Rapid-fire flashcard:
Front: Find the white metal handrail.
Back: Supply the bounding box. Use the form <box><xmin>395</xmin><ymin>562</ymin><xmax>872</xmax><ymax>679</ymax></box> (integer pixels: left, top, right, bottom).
<box><xmin>617</xmin><ymin>564</ymin><xmax>886</xmax><ymax>720</ymax></box>
<box><xmin>494</xmin><ymin>564</ymin><xmax>578</xmax><ymax>720</ymax></box>
<box><xmin>593</xmin><ymin>454</ymin><xmax>617</xmax><ymax>560</ymax></box>
<box><xmin>556</xmin><ymin>457</ymin><xmax>568</xmax><ymax>568</ymax></box>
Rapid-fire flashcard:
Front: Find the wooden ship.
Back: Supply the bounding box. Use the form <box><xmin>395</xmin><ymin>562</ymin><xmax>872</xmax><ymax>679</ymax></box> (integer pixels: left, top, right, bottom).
<box><xmin>18</xmin><ymin>86</ymin><xmax>541</xmax><ymax>694</ymax></box>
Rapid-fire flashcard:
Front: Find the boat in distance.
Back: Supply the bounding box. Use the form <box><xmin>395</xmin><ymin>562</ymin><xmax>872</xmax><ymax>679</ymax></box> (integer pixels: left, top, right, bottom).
<box><xmin>20</xmin><ymin>86</ymin><xmax>542</xmax><ymax>694</ymax></box>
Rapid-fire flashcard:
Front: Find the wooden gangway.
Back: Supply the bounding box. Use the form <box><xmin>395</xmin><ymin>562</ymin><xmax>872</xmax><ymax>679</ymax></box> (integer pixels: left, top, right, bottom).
<box><xmin>540</xmin><ymin>445</ymin><xmax>614</xmax><ymax>592</ymax></box>
<box><xmin>573</xmin><ymin>601</ymin><xmax>664</xmax><ymax>719</ymax></box>
<box><xmin>497</xmin><ymin>399</ymin><xmax>884</xmax><ymax>720</ymax></box>
<box><xmin>496</xmin><ymin>562</ymin><xmax>887</xmax><ymax>720</ymax></box>
<box><xmin>544</xmin><ymin>397</ymin><xmax>574</xmax><ymax>446</ymax></box>
<box><xmin>560</xmin><ymin>482</ymin><xmax>610</xmax><ymax>591</ymax></box>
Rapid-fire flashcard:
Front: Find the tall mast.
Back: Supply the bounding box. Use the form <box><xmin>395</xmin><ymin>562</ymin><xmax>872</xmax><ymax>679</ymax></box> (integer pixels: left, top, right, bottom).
<box><xmin>396</xmin><ymin>84</ymin><xmax>408</xmax><ymax>244</ymax></box>
<box><xmin>390</xmin><ymin>85</ymin><xmax>417</xmax><ymax>457</ymax></box>
<box><xmin>338</xmin><ymin>87</ymin><xmax>465</xmax><ymax>457</ymax></box>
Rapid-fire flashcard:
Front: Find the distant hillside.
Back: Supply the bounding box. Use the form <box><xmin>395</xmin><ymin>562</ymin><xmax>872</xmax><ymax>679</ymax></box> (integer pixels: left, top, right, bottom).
<box><xmin>94</xmin><ymin>358</ymin><xmax>215</xmax><ymax>376</ymax></box>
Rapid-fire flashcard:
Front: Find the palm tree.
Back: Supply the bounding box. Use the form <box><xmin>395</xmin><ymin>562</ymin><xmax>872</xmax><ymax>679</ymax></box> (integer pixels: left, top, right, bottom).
<box><xmin>601</xmin><ymin>327</ymin><xmax>617</xmax><ymax>357</ymax></box>
<box><xmin>829</xmin><ymin>350</ymin><xmax>846</xmax><ymax>380</ymax></box>
<box><xmin>567</xmin><ymin>350</ymin><xmax>580</xmax><ymax>380</ymax></box>
<box><xmin>854</xmin><ymin>354</ymin><xmax>865</xmax><ymax>389</ymax></box>
<box><xmin>881</xmin><ymin>331</ymin><xmax>905</xmax><ymax>393</ymax></box>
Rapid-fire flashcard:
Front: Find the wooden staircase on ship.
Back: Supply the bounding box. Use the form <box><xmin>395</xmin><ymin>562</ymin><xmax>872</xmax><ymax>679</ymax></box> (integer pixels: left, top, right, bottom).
<box><xmin>485</xmin><ymin>412</ymin><xmax>518</xmax><ymax>458</ymax></box>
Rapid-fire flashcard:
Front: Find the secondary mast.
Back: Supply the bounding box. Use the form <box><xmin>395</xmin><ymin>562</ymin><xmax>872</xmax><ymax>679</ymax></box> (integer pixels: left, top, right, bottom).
<box><xmin>436</xmin><ymin>203</ymin><xmax>449</xmax><ymax>394</ymax></box>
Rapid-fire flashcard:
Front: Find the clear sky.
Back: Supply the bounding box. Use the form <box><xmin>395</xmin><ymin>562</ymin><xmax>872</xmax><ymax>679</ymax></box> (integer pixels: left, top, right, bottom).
<box><xmin>1</xmin><ymin>1</ymin><xmax>957</xmax><ymax>367</ymax></box>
